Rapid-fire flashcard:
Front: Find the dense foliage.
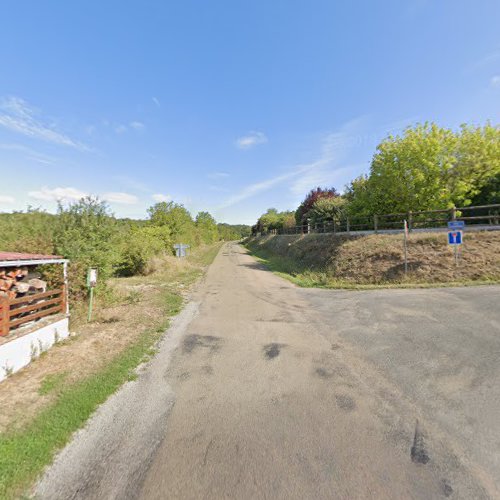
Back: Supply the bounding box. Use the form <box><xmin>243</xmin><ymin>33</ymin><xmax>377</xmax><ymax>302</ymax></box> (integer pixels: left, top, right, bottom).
<box><xmin>0</xmin><ymin>198</ymin><xmax>250</xmax><ymax>300</ymax></box>
<box><xmin>345</xmin><ymin>122</ymin><xmax>499</xmax><ymax>215</ymax></box>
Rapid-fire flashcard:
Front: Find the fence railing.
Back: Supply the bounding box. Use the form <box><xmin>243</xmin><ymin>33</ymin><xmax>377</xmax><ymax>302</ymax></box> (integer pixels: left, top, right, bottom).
<box><xmin>0</xmin><ymin>286</ymin><xmax>66</xmax><ymax>337</ymax></box>
<box><xmin>255</xmin><ymin>204</ymin><xmax>500</xmax><ymax>236</ymax></box>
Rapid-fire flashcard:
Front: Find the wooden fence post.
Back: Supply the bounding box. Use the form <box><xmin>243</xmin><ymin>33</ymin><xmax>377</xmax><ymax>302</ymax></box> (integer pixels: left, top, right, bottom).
<box><xmin>374</xmin><ymin>215</ymin><xmax>378</xmax><ymax>233</ymax></box>
<box><xmin>346</xmin><ymin>217</ymin><xmax>350</xmax><ymax>233</ymax></box>
<box><xmin>1</xmin><ymin>297</ymin><xmax>10</xmax><ymax>336</ymax></box>
<box><xmin>451</xmin><ymin>206</ymin><xmax>456</xmax><ymax>221</ymax></box>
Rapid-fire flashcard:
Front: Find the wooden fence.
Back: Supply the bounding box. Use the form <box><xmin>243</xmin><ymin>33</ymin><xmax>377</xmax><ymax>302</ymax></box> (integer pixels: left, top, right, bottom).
<box><xmin>0</xmin><ymin>286</ymin><xmax>66</xmax><ymax>337</ymax></box>
<box><xmin>258</xmin><ymin>204</ymin><xmax>500</xmax><ymax>236</ymax></box>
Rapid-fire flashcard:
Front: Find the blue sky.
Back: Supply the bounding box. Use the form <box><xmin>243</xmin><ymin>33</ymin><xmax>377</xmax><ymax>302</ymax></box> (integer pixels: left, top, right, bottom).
<box><xmin>0</xmin><ymin>1</ymin><xmax>499</xmax><ymax>225</ymax></box>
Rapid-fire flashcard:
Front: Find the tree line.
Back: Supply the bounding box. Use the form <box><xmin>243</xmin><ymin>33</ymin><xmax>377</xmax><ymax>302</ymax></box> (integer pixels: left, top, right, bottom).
<box><xmin>253</xmin><ymin>122</ymin><xmax>499</xmax><ymax>233</ymax></box>
<box><xmin>0</xmin><ymin>199</ymin><xmax>250</xmax><ymax>300</ymax></box>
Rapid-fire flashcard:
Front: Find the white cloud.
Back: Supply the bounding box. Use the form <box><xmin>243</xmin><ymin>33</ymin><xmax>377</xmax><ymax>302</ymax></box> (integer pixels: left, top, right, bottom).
<box><xmin>129</xmin><ymin>121</ymin><xmax>145</xmax><ymax>131</ymax></box>
<box><xmin>115</xmin><ymin>124</ymin><xmax>127</xmax><ymax>134</ymax></box>
<box><xmin>102</xmin><ymin>192</ymin><xmax>138</xmax><ymax>204</ymax></box>
<box><xmin>114</xmin><ymin>121</ymin><xmax>145</xmax><ymax>134</ymax></box>
<box><xmin>490</xmin><ymin>75</ymin><xmax>500</xmax><ymax>88</ymax></box>
<box><xmin>0</xmin><ymin>97</ymin><xmax>87</xmax><ymax>150</ymax></box>
<box><xmin>207</xmin><ymin>171</ymin><xmax>230</xmax><ymax>179</ymax></box>
<box><xmin>152</xmin><ymin>193</ymin><xmax>172</xmax><ymax>202</ymax></box>
<box><xmin>235</xmin><ymin>131</ymin><xmax>268</xmax><ymax>149</ymax></box>
<box><xmin>28</xmin><ymin>186</ymin><xmax>88</xmax><ymax>202</ymax></box>
<box><xmin>0</xmin><ymin>195</ymin><xmax>15</xmax><ymax>204</ymax></box>
<box><xmin>152</xmin><ymin>97</ymin><xmax>160</xmax><ymax>107</ymax></box>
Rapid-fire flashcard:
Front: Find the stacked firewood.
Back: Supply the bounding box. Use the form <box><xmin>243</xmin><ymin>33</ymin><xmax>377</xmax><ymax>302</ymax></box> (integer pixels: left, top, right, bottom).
<box><xmin>0</xmin><ymin>267</ymin><xmax>47</xmax><ymax>300</ymax></box>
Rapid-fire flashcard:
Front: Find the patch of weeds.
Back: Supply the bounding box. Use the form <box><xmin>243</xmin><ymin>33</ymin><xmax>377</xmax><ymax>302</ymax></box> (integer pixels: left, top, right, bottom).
<box><xmin>38</xmin><ymin>372</ymin><xmax>68</xmax><ymax>396</ymax></box>
<box><xmin>30</xmin><ymin>342</ymin><xmax>39</xmax><ymax>362</ymax></box>
<box><xmin>162</xmin><ymin>290</ymin><xmax>183</xmax><ymax>316</ymax></box>
<box><xmin>3</xmin><ymin>364</ymin><xmax>14</xmax><ymax>378</ymax></box>
<box><xmin>125</xmin><ymin>290</ymin><xmax>142</xmax><ymax>305</ymax></box>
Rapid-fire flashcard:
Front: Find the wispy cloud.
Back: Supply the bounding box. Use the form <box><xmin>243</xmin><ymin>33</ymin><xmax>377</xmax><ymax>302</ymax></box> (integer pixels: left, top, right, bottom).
<box><xmin>28</xmin><ymin>186</ymin><xmax>88</xmax><ymax>202</ymax></box>
<box><xmin>207</xmin><ymin>171</ymin><xmax>230</xmax><ymax>179</ymax></box>
<box><xmin>220</xmin><ymin>116</ymin><xmax>378</xmax><ymax>209</ymax></box>
<box><xmin>0</xmin><ymin>142</ymin><xmax>57</xmax><ymax>165</ymax></box>
<box><xmin>490</xmin><ymin>75</ymin><xmax>500</xmax><ymax>88</ymax></box>
<box><xmin>115</xmin><ymin>124</ymin><xmax>127</xmax><ymax>134</ymax></box>
<box><xmin>235</xmin><ymin>131</ymin><xmax>268</xmax><ymax>149</ymax></box>
<box><xmin>470</xmin><ymin>49</ymin><xmax>500</xmax><ymax>71</ymax></box>
<box><xmin>218</xmin><ymin>170</ymin><xmax>299</xmax><ymax>209</ymax></box>
<box><xmin>103</xmin><ymin>192</ymin><xmax>138</xmax><ymax>204</ymax></box>
<box><xmin>152</xmin><ymin>193</ymin><xmax>171</xmax><ymax>202</ymax></box>
<box><xmin>0</xmin><ymin>97</ymin><xmax>87</xmax><ymax>150</ymax></box>
<box><xmin>129</xmin><ymin>121</ymin><xmax>145</xmax><ymax>131</ymax></box>
<box><xmin>0</xmin><ymin>195</ymin><xmax>15</xmax><ymax>204</ymax></box>
<box><xmin>114</xmin><ymin>121</ymin><xmax>145</xmax><ymax>134</ymax></box>
<box><xmin>152</xmin><ymin>97</ymin><xmax>160</xmax><ymax>107</ymax></box>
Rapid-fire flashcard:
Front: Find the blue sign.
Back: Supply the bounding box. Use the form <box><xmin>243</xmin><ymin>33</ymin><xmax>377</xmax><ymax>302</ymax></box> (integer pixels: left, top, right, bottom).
<box><xmin>173</xmin><ymin>243</ymin><xmax>190</xmax><ymax>258</ymax></box>
<box><xmin>448</xmin><ymin>220</ymin><xmax>465</xmax><ymax>229</ymax></box>
<box><xmin>448</xmin><ymin>231</ymin><xmax>463</xmax><ymax>245</ymax></box>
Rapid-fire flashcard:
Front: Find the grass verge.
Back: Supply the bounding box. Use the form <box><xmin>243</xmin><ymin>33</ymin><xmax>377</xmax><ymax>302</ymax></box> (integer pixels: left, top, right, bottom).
<box><xmin>246</xmin><ymin>240</ymin><xmax>500</xmax><ymax>290</ymax></box>
<box><xmin>0</xmin><ymin>243</ymin><xmax>223</xmax><ymax>500</ymax></box>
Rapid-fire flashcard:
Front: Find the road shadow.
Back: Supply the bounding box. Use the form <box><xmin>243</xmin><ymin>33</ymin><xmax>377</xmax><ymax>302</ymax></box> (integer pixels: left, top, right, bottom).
<box><xmin>238</xmin><ymin>261</ymin><xmax>270</xmax><ymax>272</ymax></box>
<box><xmin>382</xmin><ymin>261</ymin><xmax>424</xmax><ymax>280</ymax></box>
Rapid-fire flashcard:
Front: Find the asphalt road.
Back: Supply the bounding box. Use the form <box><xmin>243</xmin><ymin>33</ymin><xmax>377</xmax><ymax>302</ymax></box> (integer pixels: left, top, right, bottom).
<box><xmin>35</xmin><ymin>243</ymin><xmax>500</xmax><ymax>499</ymax></box>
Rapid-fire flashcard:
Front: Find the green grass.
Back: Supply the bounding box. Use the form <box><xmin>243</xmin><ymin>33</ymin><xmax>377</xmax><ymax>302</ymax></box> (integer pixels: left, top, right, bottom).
<box><xmin>246</xmin><ymin>243</ymin><xmax>500</xmax><ymax>290</ymax></box>
<box><xmin>38</xmin><ymin>373</ymin><xmax>68</xmax><ymax>396</ymax></box>
<box><xmin>0</xmin><ymin>243</ymin><xmax>222</xmax><ymax>500</ymax></box>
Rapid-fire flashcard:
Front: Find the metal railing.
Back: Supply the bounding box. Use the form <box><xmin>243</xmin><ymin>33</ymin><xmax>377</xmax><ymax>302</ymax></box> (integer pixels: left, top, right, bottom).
<box><xmin>254</xmin><ymin>204</ymin><xmax>500</xmax><ymax>236</ymax></box>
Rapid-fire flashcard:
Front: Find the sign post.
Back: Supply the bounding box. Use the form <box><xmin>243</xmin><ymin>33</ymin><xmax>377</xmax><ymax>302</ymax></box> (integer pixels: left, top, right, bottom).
<box><xmin>87</xmin><ymin>268</ymin><xmax>97</xmax><ymax>322</ymax></box>
<box><xmin>173</xmin><ymin>244</ymin><xmax>190</xmax><ymax>258</ymax></box>
<box><xmin>447</xmin><ymin>221</ymin><xmax>464</xmax><ymax>267</ymax></box>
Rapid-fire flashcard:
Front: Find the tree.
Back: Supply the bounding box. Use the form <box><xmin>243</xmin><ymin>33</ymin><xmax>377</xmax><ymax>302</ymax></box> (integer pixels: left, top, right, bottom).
<box><xmin>347</xmin><ymin>122</ymin><xmax>500</xmax><ymax>216</ymax></box>
<box><xmin>308</xmin><ymin>197</ymin><xmax>346</xmax><ymax>225</ymax></box>
<box><xmin>195</xmin><ymin>211</ymin><xmax>218</xmax><ymax>243</ymax></box>
<box><xmin>295</xmin><ymin>187</ymin><xmax>339</xmax><ymax>225</ymax></box>
<box><xmin>147</xmin><ymin>201</ymin><xmax>194</xmax><ymax>243</ymax></box>
<box><xmin>54</xmin><ymin>197</ymin><xmax>120</xmax><ymax>297</ymax></box>
<box><xmin>257</xmin><ymin>208</ymin><xmax>281</xmax><ymax>232</ymax></box>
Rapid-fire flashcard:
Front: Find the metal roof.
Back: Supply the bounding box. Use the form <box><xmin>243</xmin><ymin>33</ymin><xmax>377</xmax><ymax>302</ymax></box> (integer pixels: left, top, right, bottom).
<box><xmin>0</xmin><ymin>252</ymin><xmax>67</xmax><ymax>267</ymax></box>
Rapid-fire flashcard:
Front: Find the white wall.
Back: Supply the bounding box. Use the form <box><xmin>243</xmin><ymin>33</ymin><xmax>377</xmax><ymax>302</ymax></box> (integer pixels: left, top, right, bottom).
<box><xmin>0</xmin><ymin>317</ymin><xmax>70</xmax><ymax>382</ymax></box>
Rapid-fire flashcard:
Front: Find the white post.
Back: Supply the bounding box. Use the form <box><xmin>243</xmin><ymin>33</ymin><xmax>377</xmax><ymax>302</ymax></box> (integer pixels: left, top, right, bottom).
<box><xmin>63</xmin><ymin>260</ymin><xmax>70</xmax><ymax>315</ymax></box>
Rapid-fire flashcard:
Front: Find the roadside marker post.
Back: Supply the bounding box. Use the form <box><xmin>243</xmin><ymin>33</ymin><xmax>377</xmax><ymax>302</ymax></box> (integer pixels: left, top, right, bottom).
<box><xmin>87</xmin><ymin>268</ymin><xmax>98</xmax><ymax>322</ymax></box>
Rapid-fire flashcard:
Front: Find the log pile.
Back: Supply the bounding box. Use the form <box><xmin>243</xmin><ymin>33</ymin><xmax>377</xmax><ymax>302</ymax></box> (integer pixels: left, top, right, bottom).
<box><xmin>0</xmin><ymin>267</ymin><xmax>47</xmax><ymax>301</ymax></box>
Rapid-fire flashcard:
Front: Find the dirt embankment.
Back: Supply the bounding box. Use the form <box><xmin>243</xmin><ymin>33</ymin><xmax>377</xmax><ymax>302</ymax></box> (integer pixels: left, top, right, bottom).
<box><xmin>246</xmin><ymin>231</ymin><xmax>500</xmax><ymax>285</ymax></box>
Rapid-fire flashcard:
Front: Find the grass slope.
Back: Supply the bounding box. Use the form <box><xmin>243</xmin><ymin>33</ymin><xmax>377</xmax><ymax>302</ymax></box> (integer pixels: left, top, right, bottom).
<box><xmin>246</xmin><ymin>232</ymin><xmax>500</xmax><ymax>288</ymax></box>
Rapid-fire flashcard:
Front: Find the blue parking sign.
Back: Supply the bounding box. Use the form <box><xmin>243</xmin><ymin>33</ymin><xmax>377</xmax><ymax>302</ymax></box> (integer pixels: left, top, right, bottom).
<box><xmin>448</xmin><ymin>231</ymin><xmax>462</xmax><ymax>245</ymax></box>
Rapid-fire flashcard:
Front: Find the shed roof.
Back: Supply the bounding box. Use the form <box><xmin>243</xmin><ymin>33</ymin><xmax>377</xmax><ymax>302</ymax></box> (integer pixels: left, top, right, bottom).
<box><xmin>0</xmin><ymin>251</ymin><xmax>67</xmax><ymax>267</ymax></box>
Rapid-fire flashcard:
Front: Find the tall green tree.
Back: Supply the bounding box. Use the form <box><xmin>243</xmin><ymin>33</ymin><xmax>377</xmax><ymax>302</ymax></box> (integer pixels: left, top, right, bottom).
<box><xmin>147</xmin><ymin>201</ymin><xmax>194</xmax><ymax>242</ymax></box>
<box><xmin>195</xmin><ymin>211</ymin><xmax>218</xmax><ymax>243</ymax></box>
<box><xmin>347</xmin><ymin>122</ymin><xmax>500</xmax><ymax>215</ymax></box>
